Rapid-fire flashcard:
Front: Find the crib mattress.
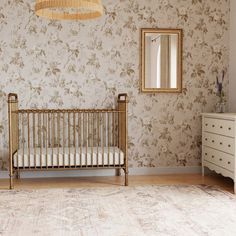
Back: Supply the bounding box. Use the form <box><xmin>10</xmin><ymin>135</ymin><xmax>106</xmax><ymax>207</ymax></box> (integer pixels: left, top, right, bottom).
<box><xmin>13</xmin><ymin>147</ymin><xmax>124</xmax><ymax>168</ymax></box>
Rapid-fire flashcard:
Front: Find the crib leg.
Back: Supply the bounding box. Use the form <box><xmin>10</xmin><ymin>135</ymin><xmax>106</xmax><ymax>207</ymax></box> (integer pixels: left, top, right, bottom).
<box><xmin>9</xmin><ymin>174</ymin><xmax>14</xmax><ymax>190</ymax></box>
<box><xmin>115</xmin><ymin>169</ymin><xmax>121</xmax><ymax>176</ymax></box>
<box><xmin>124</xmin><ymin>169</ymin><xmax>128</xmax><ymax>186</ymax></box>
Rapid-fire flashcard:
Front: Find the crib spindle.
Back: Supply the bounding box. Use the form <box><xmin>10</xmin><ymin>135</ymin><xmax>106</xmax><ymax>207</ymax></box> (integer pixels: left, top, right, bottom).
<box><xmin>97</xmin><ymin>113</ymin><xmax>99</xmax><ymax>167</ymax></box>
<box><xmin>101</xmin><ymin>113</ymin><xmax>105</xmax><ymax>166</ymax></box>
<box><xmin>68</xmin><ymin>112</ymin><xmax>71</xmax><ymax>168</ymax></box>
<box><xmin>52</xmin><ymin>113</ymin><xmax>55</xmax><ymax>167</ymax></box>
<box><xmin>57</xmin><ymin>112</ymin><xmax>60</xmax><ymax>167</ymax></box>
<box><xmin>21</xmin><ymin>113</ymin><xmax>25</xmax><ymax>169</ymax></box>
<box><xmin>73</xmin><ymin>112</ymin><xmax>76</xmax><ymax>168</ymax></box>
<box><xmin>79</xmin><ymin>112</ymin><xmax>82</xmax><ymax>167</ymax></box>
<box><xmin>17</xmin><ymin>113</ymin><xmax>20</xmax><ymax>171</ymax></box>
<box><xmin>39</xmin><ymin>113</ymin><xmax>42</xmax><ymax>169</ymax></box>
<box><xmin>91</xmin><ymin>112</ymin><xmax>94</xmax><ymax>167</ymax></box>
<box><xmin>113</xmin><ymin>112</ymin><xmax>115</xmax><ymax>167</ymax></box>
<box><xmin>86</xmin><ymin>113</ymin><xmax>88</xmax><ymax>168</ymax></box>
<box><xmin>46</xmin><ymin>113</ymin><xmax>48</xmax><ymax>169</ymax></box>
<box><xmin>43</xmin><ymin>113</ymin><xmax>46</xmax><ymax>148</ymax></box>
<box><xmin>33</xmin><ymin>113</ymin><xmax>36</xmax><ymax>169</ymax></box>
<box><xmin>108</xmin><ymin>112</ymin><xmax>110</xmax><ymax>166</ymax></box>
<box><xmin>27</xmin><ymin>112</ymin><xmax>30</xmax><ymax>168</ymax></box>
<box><xmin>117</xmin><ymin>111</ymin><xmax>121</xmax><ymax>167</ymax></box>
<box><xmin>63</xmin><ymin>112</ymin><xmax>65</xmax><ymax>168</ymax></box>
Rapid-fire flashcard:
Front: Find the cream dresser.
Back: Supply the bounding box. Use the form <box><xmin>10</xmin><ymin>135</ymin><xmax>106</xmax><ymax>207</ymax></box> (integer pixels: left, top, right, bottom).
<box><xmin>202</xmin><ymin>113</ymin><xmax>236</xmax><ymax>193</ymax></box>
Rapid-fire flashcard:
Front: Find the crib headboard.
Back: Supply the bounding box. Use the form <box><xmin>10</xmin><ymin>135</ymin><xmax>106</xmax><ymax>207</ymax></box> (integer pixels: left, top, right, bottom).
<box><xmin>8</xmin><ymin>93</ymin><xmax>19</xmax><ymax>155</ymax></box>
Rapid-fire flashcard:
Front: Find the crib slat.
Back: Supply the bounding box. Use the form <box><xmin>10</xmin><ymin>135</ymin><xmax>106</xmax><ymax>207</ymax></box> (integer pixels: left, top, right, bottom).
<box><xmin>43</xmin><ymin>113</ymin><xmax>46</xmax><ymax>148</ymax></box>
<box><xmin>33</xmin><ymin>113</ymin><xmax>36</xmax><ymax>169</ymax></box>
<box><xmin>108</xmin><ymin>112</ymin><xmax>110</xmax><ymax>167</ymax></box>
<box><xmin>73</xmin><ymin>112</ymin><xmax>76</xmax><ymax>168</ymax></box>
<box><xmin>91</xmin><ymin>113</ymin><xmax>94</xmax><ymax>167</ymax></box>
<box><xmin>52</xmin><ymin>113</ymin><xmax>55</xmax><ymax>168</ymax></box>
<box><xmin>46</xmin><ymin>113</ymin><xmax>48</xmax><ymax>169</ymax></box>
<box><xmin>102</xmin><ymin>113</ymin><xmax>105</xmax><ymax>167</ymax></box>
<box><xmin>17</xmin><ymin>113</ymin><xmax>20</xmax><ymax>170</ymax></box>
<box><xmin>63</xmin><ymin>113</ymin><xmax>65</xmax><ymax>168</ymax></box>
<box><xmin>48</xmin><ymin>112</ymin><xmax>51</xmax><ymax>149</ymax></box>
<box><xmin>22</xmin><ymin>113</ymin><xmax>25</xmax><ymax>169</ymax></box>
<box><xmin>88</xmin><ymin>113</ymin><xmax>90</xmax><ymax>166</ymax></box>
<box><xmin>89</xmin><ymin>113</ymin><xmax>91</xmax><ymax>166</ymax></box>
<box><xmin>85</xmin><ymin>113</ymin><xmax>88</xmax><ymax>168</ymax></box>
<box><xmin>68</xmin><ymin>112</ymin><xmax>71</xmax><ymax>168</ymax></box>
<box><xmin>82</xmin><ymin>113</ymin><xmax>84</xmax><ymax>167</ymax></box>
<box><xmin>79</xmin><ymin>113</ymin><xmax>82</xmax><ymax>167</ymax></box>
<box><xmin>57</xmin><ymin>112</ymin><xmax>60</xmax><ymax>168</ymax></box>
<box><xmin>36</xmin><ymin>112</ymin><xmax>40</xmax><ymax>151</ymax></box>
<box><xmin>117</xmin><ymin>111</ymin><xmax>121</xmax><ymax>167</ymax></box>
<box><xmin>113</xmin><ymin>112</ymin><xmax>115</xmax><ymax>167</ymax></box>
<box><xmin>97</xmin><ymin>113</ymin><xmax>99</xmax><ymax>167</ymax></box>
<box><xmin>27</xmin><ymin>112</ymin><xmax>30</xmax><ymax>168</ymax></box>
<box><xmin>39</xmin><ymin>113</ymin><xmax>42</xmax><ymax>169</ymax></box>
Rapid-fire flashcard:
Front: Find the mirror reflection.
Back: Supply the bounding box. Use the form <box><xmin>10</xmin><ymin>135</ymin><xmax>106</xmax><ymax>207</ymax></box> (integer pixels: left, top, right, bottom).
<box><xmin>141</xmin><ymin>29</ymin><xmax>182</xmax><ymax>93</ymax></box>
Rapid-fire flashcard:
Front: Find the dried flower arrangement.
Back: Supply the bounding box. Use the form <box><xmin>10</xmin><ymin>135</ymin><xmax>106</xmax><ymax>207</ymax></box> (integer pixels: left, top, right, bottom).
<box><xmin>216</xmin><ymin>70</ymin><xmax>226</xmax><ymax>112</ymax></box>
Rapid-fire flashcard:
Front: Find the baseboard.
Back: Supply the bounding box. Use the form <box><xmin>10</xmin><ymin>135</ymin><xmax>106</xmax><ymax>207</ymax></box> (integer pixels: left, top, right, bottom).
<box><xmin>0</xmin><ymin>166</ymin><xmax>201</xmax><ymax>179</ymax></box>
<box><xmin>129</xmin><ymin>166</ymin><xmax>201</xmax><ymax>175</ymax></box>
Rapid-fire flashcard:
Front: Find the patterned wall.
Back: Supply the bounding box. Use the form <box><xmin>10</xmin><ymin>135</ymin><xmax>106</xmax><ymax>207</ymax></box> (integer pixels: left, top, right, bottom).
<box><xmin>0</xmin><ymin>0</ymin><xmax>229</xmax><ymax>170</ymax></box>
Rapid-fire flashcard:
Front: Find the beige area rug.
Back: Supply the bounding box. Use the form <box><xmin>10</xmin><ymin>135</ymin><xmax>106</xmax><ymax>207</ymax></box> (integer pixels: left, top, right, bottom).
<box><xmin>0</xmin><ymin>185</ymin><xmax>236</xmax><ymax>236</ymax></box>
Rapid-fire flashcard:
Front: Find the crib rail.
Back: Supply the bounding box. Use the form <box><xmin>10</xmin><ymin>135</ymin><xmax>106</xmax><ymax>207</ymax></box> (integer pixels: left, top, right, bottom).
<box><xmin>17</xmin><ymin>109</ymin><xmax>123</xmax><ymax>113</ymax></box>
<box><xmin>8</xmin><ymin>93</ymin><xmax>128</xmax><ymax>189</ymax></box>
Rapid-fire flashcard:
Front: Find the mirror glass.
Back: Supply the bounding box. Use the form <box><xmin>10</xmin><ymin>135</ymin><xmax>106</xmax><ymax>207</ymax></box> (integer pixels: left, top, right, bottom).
<box><xmin>141</xmin><ymin>29</ymin><xmax>182</xmax><ymax>93</ymax></box>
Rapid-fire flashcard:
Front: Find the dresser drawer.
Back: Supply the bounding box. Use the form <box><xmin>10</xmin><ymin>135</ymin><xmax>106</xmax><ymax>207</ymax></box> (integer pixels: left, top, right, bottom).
<box><xmin>203</xmin><ymin>132</ymin><xmax>235</xmax><ymax>154</ymax></box>
<box><xmin>203</xmin><ymin>146</ymin><xmax>234</xmax><ymax>172</ymax></box>
<box><xmin>203</xmin><ymin>117</ymin><xmax>234</xmax><ymax>137</ymax></box>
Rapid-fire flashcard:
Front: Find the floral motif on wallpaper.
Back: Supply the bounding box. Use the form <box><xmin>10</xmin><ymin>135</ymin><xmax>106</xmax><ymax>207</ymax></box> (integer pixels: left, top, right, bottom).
<box><xmin>0</xmin><ymin>0</ymin><xmax>229</xmax><ymax>170</ymax></box>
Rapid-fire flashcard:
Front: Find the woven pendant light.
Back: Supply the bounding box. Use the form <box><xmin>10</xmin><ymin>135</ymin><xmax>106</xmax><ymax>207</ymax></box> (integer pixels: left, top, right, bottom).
<box><xmin>35</xmin><ymin>0</ymin><xmax>103</xmax><ymax>20</ymax></box>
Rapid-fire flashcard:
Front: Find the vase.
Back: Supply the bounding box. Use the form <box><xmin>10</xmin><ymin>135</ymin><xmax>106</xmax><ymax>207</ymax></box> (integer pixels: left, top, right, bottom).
<box><xmin>215</xmin><ymin>101</ymin><xmax>226</xmax><ymax>113</ymax></box>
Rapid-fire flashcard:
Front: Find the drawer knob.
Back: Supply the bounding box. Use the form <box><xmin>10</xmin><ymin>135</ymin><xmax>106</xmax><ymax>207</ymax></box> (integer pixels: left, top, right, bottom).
<box><xmin>220</xmin><ymin>126</ymin><xmax>223</xmax><ymax>129</ymax></box>
<box><xmin>228</xmin><ymin>145</ymin><xmax>231</xmax><ymax>147</ymax></box>
<box><xmin>220</xmin><ymin>142</ymin><xmax>223</xmax><ymax>145</ymax></box>
<box><xmin>212</xmin><ymin>140</ymin><xmax>215</xmax><ymax>143</ymax></box>
<box><xmin>212</xmin><ymin>125</ymin><xmax>215</xmax><ymax>128</ymax></box>
<box><xmin>205</xmin><ymin>153</ymin><xmax>208</xmax><ymax>155</ymax></box>
<box><xmin>212</xmin><ymin>155</ymin><xmax>215</xmax><ymax>158</ymax></box>
<box><xmin>205</xmin><ymin>123</ymin><xmax>208</xmax><ymax>126</ymax></box>
<box><xmin>229</xmin><ymin>127</ymin><xmax>232</xmax><ymax>130</ymax></box>
<box><xmin>219</xmin><ymin>158</ymin><xmax>222</xmax><ymax>161</ymax></box>
<box><xmin>205</xmin><ymin>138</ymin><xmax>208</xmax><ymax>141</ymax></box>
<box><xmin>228</xmin><ymin>161</ymin><xmax>231</xmax><ymax>164</ymax></box>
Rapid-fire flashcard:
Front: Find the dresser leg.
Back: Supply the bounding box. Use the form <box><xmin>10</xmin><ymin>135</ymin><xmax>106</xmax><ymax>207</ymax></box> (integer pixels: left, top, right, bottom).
<box><xmin>234</xmin><ymin>183</ymin><xmax>236</xmax><ymax>194</ymax></box>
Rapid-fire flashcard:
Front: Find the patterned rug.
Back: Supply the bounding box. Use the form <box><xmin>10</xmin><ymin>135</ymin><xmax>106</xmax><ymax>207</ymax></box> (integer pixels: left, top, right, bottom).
<box><xmin>0</xmin><ymin>185</ymin><xmax>236</xmax><ymax>236</ymax></box>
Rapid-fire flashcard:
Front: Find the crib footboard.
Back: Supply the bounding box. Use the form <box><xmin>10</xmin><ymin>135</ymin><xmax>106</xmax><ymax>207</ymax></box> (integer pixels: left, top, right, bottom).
<box><xmin>8</xmin><ymin>93</ymin><xmax>128</xmax><ymax>189</ymax></box>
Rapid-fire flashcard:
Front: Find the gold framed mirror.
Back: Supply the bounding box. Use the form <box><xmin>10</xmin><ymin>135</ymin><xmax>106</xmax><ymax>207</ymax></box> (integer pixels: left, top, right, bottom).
<box><xmin>141</xmin><ymin>28</ymin><xmax>183</xmax><ymax>93</ymax></box>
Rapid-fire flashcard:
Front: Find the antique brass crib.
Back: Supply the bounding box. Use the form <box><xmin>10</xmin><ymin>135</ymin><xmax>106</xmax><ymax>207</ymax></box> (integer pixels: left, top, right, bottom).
<box><xmin>8</xmin><ymin>93</ymin><xmax>128</xmax><ymax>189</ymax></box>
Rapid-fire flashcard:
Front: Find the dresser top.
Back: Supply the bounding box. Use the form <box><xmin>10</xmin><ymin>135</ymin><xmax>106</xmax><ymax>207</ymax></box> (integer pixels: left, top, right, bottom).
<box><xmin>202</xmin><ymin>113</ymin><xmax>236</xmax><ymax>120</ymax></box>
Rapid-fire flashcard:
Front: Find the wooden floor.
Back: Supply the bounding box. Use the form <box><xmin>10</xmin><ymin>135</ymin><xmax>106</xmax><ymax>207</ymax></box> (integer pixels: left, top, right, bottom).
<box><xmin>0</xmin><ymin>174</ymin><xmax>234</xmax><ymax>193</ymax></box>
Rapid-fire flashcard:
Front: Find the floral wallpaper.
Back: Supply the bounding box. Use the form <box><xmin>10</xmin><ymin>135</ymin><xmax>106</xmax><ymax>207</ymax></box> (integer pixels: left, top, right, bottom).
<box><xmin>0</xmin><ymin>0</ymin><xmax>230</xmax><ymax>170</ymax></box>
